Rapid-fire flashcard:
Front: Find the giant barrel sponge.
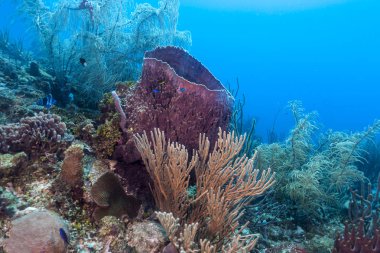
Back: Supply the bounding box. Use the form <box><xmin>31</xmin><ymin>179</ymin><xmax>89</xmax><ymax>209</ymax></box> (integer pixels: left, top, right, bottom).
<box><xmin>114</xmin><ymin>46</ymin><xmax>234</xmax><ymax>163</ymax></box>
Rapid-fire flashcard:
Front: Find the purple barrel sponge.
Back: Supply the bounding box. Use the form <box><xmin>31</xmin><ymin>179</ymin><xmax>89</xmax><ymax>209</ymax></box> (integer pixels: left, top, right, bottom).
<box><xmin>114</xmin><ymin>46</ymin><xmax>233</xmax><ymax>163</ymax></box>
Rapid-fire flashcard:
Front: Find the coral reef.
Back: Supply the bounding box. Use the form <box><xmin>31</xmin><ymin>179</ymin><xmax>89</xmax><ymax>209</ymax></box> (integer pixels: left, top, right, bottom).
<box><xmin>0</xmin><ymin>113</ymin><xmax>68</xmax><ymax>157</ymax></box>
<box><xmin>0</xmin><ymin>60</ymin><xmax>47</xmax><ymax>123</ymax></box>
<box><xmin>114</xmin><ymin>46</ymin><xmax>234</xmax><ymax>164</ymax></box>
<box><xmin>1</xmin><ymin>1</ymin><xmax>379</xmax><ymax>249</ymax></box>
<box><xmin>3</xmin><ymin>210</ymin><xmax>69</xmax><ymax>253</ymax></box>
<box><xmin>98</xmin><ymin>216</ymin><xmax>130</xmax><ymax>252</ymax></box>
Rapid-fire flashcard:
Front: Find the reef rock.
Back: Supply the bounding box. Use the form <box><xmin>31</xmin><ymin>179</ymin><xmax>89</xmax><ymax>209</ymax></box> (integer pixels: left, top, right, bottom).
<box><xmin>0</xmin><ymin>152</ymin><xmax>28</xmax><ymax>176</ymax></box>
<box><xmin>0</xmin><ymin>186</ymin><xmax>27</xmax><ymax>217</ymax></box>
<box><xmin>114</xmin><ymin>46</ymin><xmax>233</xmax><ymax>164</ymax></box>
<box><xmin>0</xmin><ymin>83</ymin><xmax>16</xmax><ymax>113</ymax></box>
<box><xmin>3</xmin><ymin>210</ymin><xmax>69</xmax><ymax>253</ymax></box>
<box><xmin>126</xmin><ymin>220</ymin><xmax>166</xmax><ymax>253</ymax></box>
<box><xmin>28</xmin><ymin>62</ymin><xmax>41</xmax><ymax>77</ymax></box>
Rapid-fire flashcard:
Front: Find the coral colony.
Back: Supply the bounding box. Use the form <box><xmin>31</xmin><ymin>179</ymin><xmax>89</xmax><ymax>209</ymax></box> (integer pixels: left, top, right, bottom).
<box><xmin>0</xmin><ymin>0</ymin><xmax>379</xmax><ymax>253</ymax></box>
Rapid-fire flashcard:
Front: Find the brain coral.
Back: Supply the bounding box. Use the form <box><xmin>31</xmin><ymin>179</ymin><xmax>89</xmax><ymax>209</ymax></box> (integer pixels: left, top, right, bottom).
<box><xmin>3</xmin><ymin>210</ymin><xmax>69</xmax><ymax>253</ymax></box>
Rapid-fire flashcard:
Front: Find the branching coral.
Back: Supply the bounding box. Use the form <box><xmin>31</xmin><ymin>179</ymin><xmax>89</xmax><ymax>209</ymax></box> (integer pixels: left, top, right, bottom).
<box><xmin>134</xmin><ymin>128</ymin><xmax>275</xmax><ymax>251</ymax></box>
<box><xmin>0</xmin><ymin>112</ymin><xmax>68</xmax><ymax>157</ymax></box>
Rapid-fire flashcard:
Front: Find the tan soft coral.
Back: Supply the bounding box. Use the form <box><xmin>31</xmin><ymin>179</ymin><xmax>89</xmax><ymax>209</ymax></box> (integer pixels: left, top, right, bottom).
<box><xmin>134</xmin><ymin>128</ymin><xmax>275</xmax><ymax>251</ymax></box>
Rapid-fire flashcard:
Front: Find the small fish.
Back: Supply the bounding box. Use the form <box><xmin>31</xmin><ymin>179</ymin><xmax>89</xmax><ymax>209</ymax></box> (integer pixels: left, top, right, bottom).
<box><xmin>179</xmin><ymin>87</ymin><xmax>186</xmax><ymax>92</ymax></box>
<box><xmin>59</xmin><ymin>228</ymin><xmax>70</xmax><ymax>245</ymax></box>
<box><xmin>79</xmin><ymin>57</ymin><xmax>87</xmax><ymax>67</ymax></box>
<box><xmin>68</xmin><ymin>92</ymin><xmax>74</xmax><ymax>103</ymax></box>
<box><xmin>152</xmin><ymin>89</ymin><xmax>160</xmax><ymax>93</ymax></box>
<box><xmin>36</xmin><ymin>94</ymin><xmax>56</xmax><ymax>109</ymax></box>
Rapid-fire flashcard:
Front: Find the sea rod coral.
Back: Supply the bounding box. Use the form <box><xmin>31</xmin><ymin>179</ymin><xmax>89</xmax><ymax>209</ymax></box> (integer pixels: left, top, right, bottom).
<box><xmin>134</xmin><ymin>128</ymin><xmax>275</xmax><ymax>251</ymax></box>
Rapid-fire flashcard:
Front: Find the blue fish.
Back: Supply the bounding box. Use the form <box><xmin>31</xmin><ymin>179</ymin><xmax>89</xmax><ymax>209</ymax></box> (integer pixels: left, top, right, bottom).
<box><xmin>36</xmin><ymin>94</ymin><xmax>56</xmax><ymax>109</ymax></box>
<box><xmin>68</xmin><ymin>92</ymin><xmax>74</xmax><ymax>103</ymax></box>
<box><xmin>152</xmin><ymin>89</ymin><xmax>160</xmax><ymax>93</ymax></box>
<box><xmin>179</xmin><ymin>87</ymin><xmax>186</xmax><ymax>92</ymax></box>
<box><xmin>59</xmin><ymin>228</ymin><xmax>70</xmax><ymax>245</ymax></box>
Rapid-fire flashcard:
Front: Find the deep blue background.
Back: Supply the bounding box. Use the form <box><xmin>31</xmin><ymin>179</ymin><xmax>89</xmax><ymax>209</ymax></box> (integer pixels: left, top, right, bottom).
<box><xmin>178</xmin><ymin>0</ymin><xmax>380</xmax><ymax>140</ymax></box>
<box><xmin>1</xmin><ymin>0</ymin><xmax>379</xmax><ymax>140</ymax></box>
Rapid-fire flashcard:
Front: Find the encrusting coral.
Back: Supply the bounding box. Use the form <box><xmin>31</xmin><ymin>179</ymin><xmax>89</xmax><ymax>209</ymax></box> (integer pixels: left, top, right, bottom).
<box><xmin>94</xmin><ymin>115</ymin><xmax>122</xmax><ymax>158</ymax></box>
<box><xmin>134</xmin><ymin>127</ymin><xmax>275</xmax><ymax>251</ymax></box>
<box><xmin>0</xmin><ymin>152</ymin><xmax>28</xmax><ymax>176</ymax></box>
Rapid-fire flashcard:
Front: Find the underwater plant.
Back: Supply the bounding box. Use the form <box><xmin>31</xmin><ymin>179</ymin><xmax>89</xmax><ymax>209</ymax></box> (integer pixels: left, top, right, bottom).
<box><xmin>227</xmin><ymin>78</ymin><xmax>259</xmax><ymax>158</ymax></box>
<box><xmin>256</xmin><ymin>101</ymin><xmax>380</xmax><ymax>221</ymax></box>
<box><xmin>16</xmin><ymin>0</ymin><xmax>191</xmax><ymax>108</ymax></box>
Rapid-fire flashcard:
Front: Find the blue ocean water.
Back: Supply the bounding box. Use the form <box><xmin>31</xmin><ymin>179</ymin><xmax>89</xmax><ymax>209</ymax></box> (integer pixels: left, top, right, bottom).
<box><xmin>1</xmin><ymin>2</ymin><xmax>380</xmax><ymax>252</ymax></box>
<box><xmin>178</xmin><ymin>0</ymin><xmax>380</xmax><ymax>140</ymax></box>
<box><xmin>1</xmin><ymin>0</ymin><xmax>379</xmax><ymax>141</ymax></box>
